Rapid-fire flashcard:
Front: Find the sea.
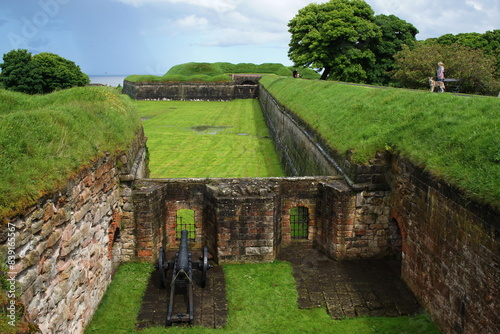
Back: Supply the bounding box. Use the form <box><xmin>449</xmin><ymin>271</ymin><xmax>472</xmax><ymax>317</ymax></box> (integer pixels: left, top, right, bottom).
<box><xmin>89</xmin><ymin>75</ymin><xmax>129</xmax><ymax>87</ymax></box>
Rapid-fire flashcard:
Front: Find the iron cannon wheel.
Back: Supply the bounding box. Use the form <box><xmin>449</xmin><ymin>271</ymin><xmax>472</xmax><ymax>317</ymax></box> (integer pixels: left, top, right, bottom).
<box><xmin>158</xmin><ymin>247</ymin><xmax>167</xmax><ymax>288</ymax></box>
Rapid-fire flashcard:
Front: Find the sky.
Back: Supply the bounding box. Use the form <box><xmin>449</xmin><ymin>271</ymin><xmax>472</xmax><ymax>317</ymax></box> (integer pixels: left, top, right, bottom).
<box><xmin>0</xmin><ymin>0</ymin><xmax>498</xmax><ymax>75</ymax></box>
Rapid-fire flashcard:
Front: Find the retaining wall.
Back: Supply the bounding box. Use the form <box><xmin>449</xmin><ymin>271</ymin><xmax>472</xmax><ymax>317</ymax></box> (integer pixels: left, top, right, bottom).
<box><xmin>1</xmin><ymin>129</ymin><xmax>148</xmax><ymax>334</ymax></box>
<box><xmin>122</xmin><ymin>75</ymin><xmax>261</xmax><ymax>101</ymax></box>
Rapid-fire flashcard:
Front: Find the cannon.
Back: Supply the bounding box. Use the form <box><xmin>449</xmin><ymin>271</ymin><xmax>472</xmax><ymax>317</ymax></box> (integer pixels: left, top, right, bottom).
<box><xmin>156</xmin><ymin>230</ymin><xmax>212</xmax><ymax>326</ymax></box>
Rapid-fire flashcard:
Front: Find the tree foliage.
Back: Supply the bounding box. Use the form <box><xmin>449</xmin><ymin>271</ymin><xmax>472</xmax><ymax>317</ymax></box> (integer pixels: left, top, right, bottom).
<box><xmin>391</xmin><ymin>42</ymin><xmax>500</xmax><ymax>95</ymax></box>
<box><xmin>367</xmin><ymin>14</ymin><xmax>418</xmax><ymax>85</ymax></box>
<box><xmin>0</xmin><ymin>49</ymin><xmax>89</xmax><ymax>94</ymax></box>
<box><xmin>288</xmin><ymin>0</ymin><xmax>381</xmax><ymax>81</ymax></box>
<box><xmin>428</xmin><ymin>30</ymin><xmax>500</xmax><ymax>77</ymax></box>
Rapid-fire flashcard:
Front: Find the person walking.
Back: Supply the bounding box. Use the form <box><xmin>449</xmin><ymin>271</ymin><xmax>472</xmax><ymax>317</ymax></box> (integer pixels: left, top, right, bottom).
<box><xmin>436</xmin><ymin>62</ymin><xmax>445</xmax><ymax>92</ymax></box>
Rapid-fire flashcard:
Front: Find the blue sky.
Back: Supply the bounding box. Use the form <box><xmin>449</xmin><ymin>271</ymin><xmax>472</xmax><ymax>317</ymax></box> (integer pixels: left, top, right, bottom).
<box><xmin>1</xmin><ymin>0</ymin><xmax>498</xmax><ymax>75</ymax></box>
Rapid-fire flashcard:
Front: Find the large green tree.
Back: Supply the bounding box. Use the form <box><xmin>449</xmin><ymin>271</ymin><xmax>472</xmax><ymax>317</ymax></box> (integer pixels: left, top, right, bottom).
<box><xmin>391</xmin><ymin>42</ymin><xmax>500</xmax><ymax>95</ymax></box>
<box><xmin>0</xmin><ymin>49</ymin><xmax>89</xmax><ymax>94</ymax></box>
<box><xmin>367</xmin><ymin>14</ymin><xmax>418</xmax><ymax>85</ymax></box>
<box><xmin>288</xmin><ymin>0</ymin><xmax>381</xmax><ymax>81</ymax></box>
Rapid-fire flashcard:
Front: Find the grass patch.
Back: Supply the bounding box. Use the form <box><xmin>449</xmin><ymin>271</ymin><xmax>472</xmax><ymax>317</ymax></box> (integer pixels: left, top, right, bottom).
<box><xmin>260</xmin><ymin>76</ymin><xmax>500</xmax><ymax>208</ymax></box>
<box><xmin>85</xmin><ymin>262</ymin><xmax>153</xmax><ymax>333</ymax></box>
<box><xmin>135</xmin><ymin>99</ymin><xmax>284</xmax><ymax>178</ymax></box>
<box><xmin>0</xmin><ymin>87</ymin><xmax>141</xmax><ymax>221</ymax></box>
<box><xmin>86</xmin><ymin>262</ymin><xmax>440</xmax><ymax>334</ymax></box>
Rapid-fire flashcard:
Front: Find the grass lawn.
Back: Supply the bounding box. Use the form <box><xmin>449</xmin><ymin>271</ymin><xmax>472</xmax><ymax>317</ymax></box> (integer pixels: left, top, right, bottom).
<box><xmin>85</xmin><ymin>262</ymin><xmax>440</xmax><ymax>334</ymax></box>
<box><xmin>134</xmin><ymin>99</ymin><xmax>284</xmax><ymax>178</ymax></box>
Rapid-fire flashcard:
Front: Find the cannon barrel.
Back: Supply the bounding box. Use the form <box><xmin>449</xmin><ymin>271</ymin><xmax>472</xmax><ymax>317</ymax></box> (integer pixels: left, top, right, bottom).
<box><xmin>177</xmin><ymin>230</ymin><xmax>190</xmax><ymax>273</ymax></box>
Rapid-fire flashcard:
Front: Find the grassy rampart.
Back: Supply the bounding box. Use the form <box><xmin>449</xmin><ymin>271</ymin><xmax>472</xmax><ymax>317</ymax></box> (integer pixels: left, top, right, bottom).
<box><xmin>0</xmin><ymin>87</ymin><xmax>141</xmax><ymax>221</ymax></box>
<box><xmin>125</xmin><ymin>62</ymin><xmax>320</xmax><ymax>82</ymax></box>
<box><xmin>260</xmin><ymin>76</ymin><xmax>500</xmax><ymax>209</ymax></box>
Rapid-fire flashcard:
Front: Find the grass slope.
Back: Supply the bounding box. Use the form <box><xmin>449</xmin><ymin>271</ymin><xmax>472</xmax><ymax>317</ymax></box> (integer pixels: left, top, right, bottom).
<box><xmin>260</xmin><ymin>76</ymin><xmax>500</xmax><ymax>208</ymax></box>
<box><xmin>0</xmin><ymin>87</ymin><xmax>141</xmax><ymax>221</ymax></box>
<box><xmin>125</xmin><ymin>62</ymin><xmax>320</xmax><ymax>82</ymax></box>
<box><xmin>85</xmin><ymin>262</ymin><xmax>440</xmax><ymax>334</ymax></box>
<box><xmin>135</xmin><ymin>99</ymin><xmax>284</xmax><ymax>178</ymax></box>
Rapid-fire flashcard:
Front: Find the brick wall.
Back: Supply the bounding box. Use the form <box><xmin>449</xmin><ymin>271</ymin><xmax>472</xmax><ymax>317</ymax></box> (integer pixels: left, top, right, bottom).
<box><xmin>390</xmin><ymin>156</ymin><xmax>499</xmax><ymax>334</ymax></box>
<box><xmin>132</xmin><ymin>177</ymin><xmax>394</xmax><ymax>264</ymax></box>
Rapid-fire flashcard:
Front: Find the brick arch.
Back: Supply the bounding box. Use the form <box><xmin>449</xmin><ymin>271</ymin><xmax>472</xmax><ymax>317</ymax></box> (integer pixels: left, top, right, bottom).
<box><xmin>165</xmin><ymin>201</ymin><xmax>203</xmax><ymax>249</ymax></box>
<box><xmin>390</xmin><ymin>211</ymin><xmax>407</xmax><ymax>255</ymax></box>
<box><xmin>241</xmin><ymin>80</ymin><xmax>258</xmax><ymax>85</ymax></box>
<box><xmin>282</xmin><ymin>201</ymin><xmax>314</xmax><ymax>244</ymax></box>
<box><xmin>108</xmin><ymin>210</ymin><xmax>121</xmax><ymax>260</ymax></box>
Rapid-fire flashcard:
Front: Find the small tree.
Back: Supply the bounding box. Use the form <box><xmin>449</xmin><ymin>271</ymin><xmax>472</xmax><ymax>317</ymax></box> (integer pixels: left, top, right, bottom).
<box><xmin>0</xmin><ymin>49</ymin><xmax>89</xmax><ymax>94</ymax></box>
<box><xmin>0</xmin><ymin>49</ymin><xmax>42</xmax><ymax>94</ymax></box>
<box><xmin>391</xmin><ymin>42</ymin><xmax>500</xmax><ymax>95</ymax></box>
<box><xmin>32</xmin><ymin>53</ymin><xmax>89</xmax><ymax>94</ymax></box>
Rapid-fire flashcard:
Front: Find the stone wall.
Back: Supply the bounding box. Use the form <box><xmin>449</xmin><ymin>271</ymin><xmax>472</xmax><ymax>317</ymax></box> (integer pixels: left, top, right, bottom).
<box><xmin>390</xmin><ymin>156</ymin><xmax>499</xmax><ymax>334</ymax></box>
<box><xmin>131</xmin><ymin>177</ymin><xmax>396</xmax><ymax>264</ymax></box>
<box><xmin>258</xmin><ymin>85</ymin><xmax>388</xmax><ymax>187</ymax></box>
<box><xmin>1</xmin><ymin>129</ymin><xmax>148</xmax><ymax>334</ymax></box>
<box><xmin>123</xmin><ymin>75</ymin><xmax>261</xmax><ymax>101</ymax></box>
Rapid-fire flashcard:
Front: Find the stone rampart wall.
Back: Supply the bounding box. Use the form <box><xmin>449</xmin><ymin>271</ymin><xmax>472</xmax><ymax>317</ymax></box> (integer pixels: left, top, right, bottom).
<box><xmin>122</xmin><ymin>80</ymin><xmax>259</xmax><ymax>101</ymax></box>
<box><xmin>258</xmin><ymin>85</ymin><xmax>388</xmax><ymax>186</ymax></box>
<box><xmin>1</xmin><ymin>129</ymin><xmax>148</xmax><ymax>334</ymax></box>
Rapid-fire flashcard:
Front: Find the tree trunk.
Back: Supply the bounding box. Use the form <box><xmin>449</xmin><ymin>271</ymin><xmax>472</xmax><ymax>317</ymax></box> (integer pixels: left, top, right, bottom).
<box><xmin>320</xmin><ymin>66</ymin><xmax>331</xmax><ymax>80</ymax></box>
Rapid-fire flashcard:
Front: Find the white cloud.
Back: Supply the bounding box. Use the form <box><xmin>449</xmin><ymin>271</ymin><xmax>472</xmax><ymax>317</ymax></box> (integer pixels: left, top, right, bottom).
<box><xmin>176</xmin><ymin>14</ymin><xmax>209</xmax><ymax>30</ymax></box>
<box><xmin>367</xmin><ymin>0</ymin><xmax>500</xmax><ymax>39</ymax></box>
<box><xmin>113</xmin><ymin>0</ymin><xmax>240</xmax><ymax>12</ymax></box>
<box><xmin>120</xmin><ymin>0</ymin><xmax>499</xmax><ymax>48</ymax></box>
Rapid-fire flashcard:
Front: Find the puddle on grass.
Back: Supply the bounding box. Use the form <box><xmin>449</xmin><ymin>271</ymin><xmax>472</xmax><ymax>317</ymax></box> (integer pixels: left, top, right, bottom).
<box><xmin>191</xmin><ymin>125</ymin><xmax>233</xmax><ymax>134</ymax></box>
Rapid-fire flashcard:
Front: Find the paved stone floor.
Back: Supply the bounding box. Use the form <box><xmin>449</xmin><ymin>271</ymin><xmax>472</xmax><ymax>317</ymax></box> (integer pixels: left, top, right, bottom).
<box><xmin>137</xmin><ymin>244</ymin><xmax>421</xmax><ymax>329</ymax></box>
<box><xmin>277</xmin><ymin>244</ymin><xmax>422</xmax><ymax>318</ymax></box>
<box><xmin>136</xmin><ymin>250</ymin><xmax>227</xmax><ymax>329</ymax></box>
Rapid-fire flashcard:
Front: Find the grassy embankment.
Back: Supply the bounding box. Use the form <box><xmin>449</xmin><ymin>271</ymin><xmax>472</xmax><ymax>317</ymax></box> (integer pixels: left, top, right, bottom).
<box><xmin>0</xmin><ymin>87</ymin><xmax>140</xmax><ymax>333</ymax></box>
<box><xmin>0</xmin><ymin>87</ymin><xmax>141</xmax><ymax>221</ymax></box>
<box><xmin>260</xmin><ymin>75</ymin><xmax>500</xmax><ymax>209</ymax></box>
<box><xmin>135</xmin><ymin>99</ymin><xmax>284</xmax><ymax>178</ymax></box>
<box><xmin>86</xmin><ymin>262</ymin><xmax>439</xmax><ymax>334</ymax></box>
<box><xmin>125</xmin><ymin>62</ymin><xmax>320</xmax><ymax>83</ymax></box>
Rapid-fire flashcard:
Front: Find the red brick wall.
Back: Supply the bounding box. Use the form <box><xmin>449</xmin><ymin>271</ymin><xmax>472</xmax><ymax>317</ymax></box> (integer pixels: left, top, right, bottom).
<box><xmin>390</xmin><ymin>156</ymin><xmax>499</xmax><ymax>334</ymax></box>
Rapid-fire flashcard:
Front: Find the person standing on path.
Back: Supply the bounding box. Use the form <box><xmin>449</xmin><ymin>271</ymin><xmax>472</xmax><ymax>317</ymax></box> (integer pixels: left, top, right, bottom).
<box><xmin>436</xmin><ymin>62</ymin><xmax>445</xmax><ymax>92</ymax></box>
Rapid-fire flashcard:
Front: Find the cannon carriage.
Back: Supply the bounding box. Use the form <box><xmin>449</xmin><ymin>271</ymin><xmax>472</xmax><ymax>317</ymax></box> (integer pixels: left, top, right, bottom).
<box><xmin>156</xmin><ymin>230</ymin><xmax>212</xmax><ymax>326</ymax></box>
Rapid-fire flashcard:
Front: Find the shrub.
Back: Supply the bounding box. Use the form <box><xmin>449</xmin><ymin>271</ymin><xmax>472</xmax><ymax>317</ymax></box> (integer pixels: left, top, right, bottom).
<box><xmin>0</xmin><ymin>49</ymin><xmax>89</xmax><ymax>94</ymax></box>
